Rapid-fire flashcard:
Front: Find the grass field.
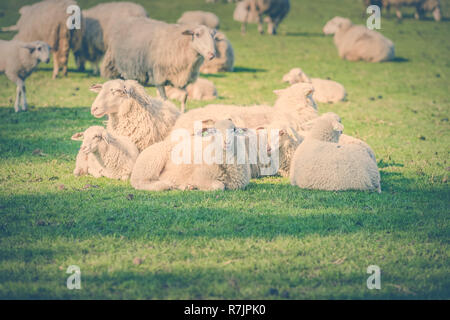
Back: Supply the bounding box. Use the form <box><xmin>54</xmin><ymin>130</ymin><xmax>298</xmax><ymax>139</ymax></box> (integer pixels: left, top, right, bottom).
<box><xmin>0</xmin><ymin>0</ymin><xmax>449</xmax><ymax>299</ymax></box>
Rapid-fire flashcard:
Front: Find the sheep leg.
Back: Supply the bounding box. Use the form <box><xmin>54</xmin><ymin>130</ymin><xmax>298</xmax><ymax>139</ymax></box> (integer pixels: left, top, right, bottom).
<box><xmin>157</xmin><ymin>85</ymin><xmax>167</xmax><ymax>100</ymax></box>
<box><xmin>395</xmin><ymin>7</ymin><xmax>402</xmax><ymax>19</ymax></box>
<box><xmin>257</xmin><ymin>15</ymin><xmax>265</xmax><ymax>34</ymax></box>
<box><xmin>14</xmin><ymin>81</ymin><xmax>22</xmax><ymax>113</ymax></box>
<box><xmin>241</xmin><ymin>8</ymin><xmax>249</xmax><ymax>34</ymax></box>
<box><xmin>20</xmin><ymin>83</ymin><xmax>27</xmax><ymax>111</ymax></box>
<box><xmin>92</xmin><ymin>62</ymin><xmax>100</xmax><ymax>76</ymax></box>
<box><xmin>180</xmin><ymin>89</ymin><xmax>188</xmax><ymax>113</ymax></box>
<box><xmin>52</xmin><ymin>52</ymin><xmax>59</xmax><ymax>79</ymax></box>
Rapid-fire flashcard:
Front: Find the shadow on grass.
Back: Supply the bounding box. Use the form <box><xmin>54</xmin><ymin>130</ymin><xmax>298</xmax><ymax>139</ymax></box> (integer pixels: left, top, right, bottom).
<box><xmin>233</xmin><ymin>66</ymin><xmax>267</xmax><ymax>73</ymax></box>
<box><xmin>285</xmin><ymin>32</ymin><xmax>325</xmax><ymax>37</ymax></box>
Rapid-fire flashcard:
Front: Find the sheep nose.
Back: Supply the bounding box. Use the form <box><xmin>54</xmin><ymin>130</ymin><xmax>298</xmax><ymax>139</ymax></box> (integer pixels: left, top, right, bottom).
<box><xmin>207</xmin><ymin>52</ymin><xmax>215</xmax><ymax>60</ymax></box>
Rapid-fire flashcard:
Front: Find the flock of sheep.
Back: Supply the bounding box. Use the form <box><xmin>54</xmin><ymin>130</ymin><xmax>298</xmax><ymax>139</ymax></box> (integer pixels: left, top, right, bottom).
<box><xmin>0</xmin><ymin>0</ymin><xmax>443</xmax><ymax>192</ymax></box>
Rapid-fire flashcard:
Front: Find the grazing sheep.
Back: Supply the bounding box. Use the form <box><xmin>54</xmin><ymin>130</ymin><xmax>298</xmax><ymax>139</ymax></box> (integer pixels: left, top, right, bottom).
<box><xmin>71</xmin><ymin>126</ymin><xmax>139</xmax><ymax>180</ymax></box>
<box><xmin>382</xmin><ymin>0</ymin><xmax>441</xmax><ymax>21</ymax></box>
<box><xmin>200</xmin><ymin>31</ymin><xmax>235</xmax><ymax>73</ymax></box>
<box><xmin>102</xmin><ymin>17</ymin><xmax>217</xmax><ymax>113</ymax></box>
<box><xmin>290</xmin><ymin>116</ymin><xmax>381</xmax><ymax>192</ymax></box>
<box><xmin>234</xmin><ymin>0</ymin><xmax>260</xmax><ymax>23</ymax></box>
<box><xmin>131</xmin><ymin>119</ymin><xmax>251</xmax><ymax>191</ymax></box>
<box><xmin>11</xmin><ymin>0</ymin><xmax>84</xmax><ymax>79</ymax></box>
<box><xmin>0</xmin><ymin>40</ymin><xmax>50</xmax><ymax>112</ymax></box>
<box><xmin>161</xmin><ymin>78</ymin><xmax>218</xmax><ymax>101</ymax></box>
<box><xmin>171</xmin><ymin>82</ymin><xmax>318</xmax><ymax>135</ymax></box>
<box><xmin>89</xmin><ymin>79</ymin><xmax>180</xmax><ymax>152</ymax></box>
<box><xmin>74</xmin><ymin>2</ymin><xmax>148</xmax><ymax>74</ymax></box>
<box><xmin>177</xmin><ymin>11</ymin><xmax>220</xmax><ymax>29</ymax></box>
<box><xmin>240</xmin><ymin>0</ymin><xmax>290</xmax><ymax>35</ymax></box>
<box><xmin>323</xmin><ymin>16</ymin><xmax>395</xmax><ymax>62</ymax></box>
<box><xmin>282</xmin><ymin>68</ymin><xmax>347</xmax><ymax>103</ymax></box>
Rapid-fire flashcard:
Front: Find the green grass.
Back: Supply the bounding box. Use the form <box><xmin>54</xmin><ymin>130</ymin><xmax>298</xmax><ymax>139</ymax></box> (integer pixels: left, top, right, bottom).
<box><xmin>0</xmin><ymin>0</ymin><xmax>449</xmax><ymax>299</ymax></box>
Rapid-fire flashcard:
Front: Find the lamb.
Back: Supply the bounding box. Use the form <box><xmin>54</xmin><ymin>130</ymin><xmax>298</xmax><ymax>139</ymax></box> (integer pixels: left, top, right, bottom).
<box><xmin>323</xmin><ymin>16</ymin><xmax>395</xmax><ymax>63</ymax></box>
<box><xmin>382</xmin><ymin>0</ymin><xmax>441</xmax><ymax>21</ymax></box>
<box><xmin>289</xmin><ymin>116</ymin><xmax>381</xmax><ymax>192</ymax></box>
<box><xmin>11</xmin><ymin>0</ymin><xmax>84</xmax><ymax>79</ymax></box>
<box><xmin>177</xmin><ymin>11</ymin><xmax>220</xmax><ymax>29</ymax></box>
<box><xmin>240</xmin><ymin>0</ymin><xmax>290</xmax><ymax>35</ymax></box>
<box><xmin>89</xmin><ymin>79</ymin><xmax>180</xmax><ymax>152</ymax></box>
<box><xmin>131</xmin><ymin>119</ymin><xmax>251</xmax><ymax>191</ymax></box>
<box><xmin>74</xmin><ymin>2</ymin><xmax>148</xmax><ymax>74</ymax></box>
<box><xmin>161</xmin><ymin>78</ymin><xmax>218</xmax><ymax>101</ymax></box>
<box><xmin>0</xmin><ymin>40</ymin><xmax>51</xmax><ymax>112</ymax></box>
<box><xmin>101</xmin><ymin>17</ymin><xmax>217</xmax><ymax>113</ymax></box>
<box><xmin>171</xmin><ymin>82</ymin><xmax>318</xmax><ymax>135</ymax></box>
<box><xmin>282</xmin><ymin>68</ymin><xmax>347</xmax><ymax>103</ymax></box>
<box><xmin>200</xmin><ymin>31</ymin><xmax>235</xmax><ymax>74</ymax></box>
<box><xmin>71</xmin><ymin>126</ymin><xmax>139</xmax><ymax>180</ymax></box>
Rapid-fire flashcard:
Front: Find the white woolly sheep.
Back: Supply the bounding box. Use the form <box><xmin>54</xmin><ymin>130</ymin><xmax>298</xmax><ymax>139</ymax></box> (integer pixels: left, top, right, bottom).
<box><xmin>0</xmin><ymin>40</ymin><xmax>51</xmax><ymax>112</ymax></box>
<box><xmin>74</xmin><ymin>2</ymin><xmax>148</xmax><ymax>74</ymax></box>
<box><xmin>101</xmin><ymin>17</ymin><xmax>217</xmax><ymax>113</ymax></box>
<box><xmin>89</xmin><ymin>79</ymin><xmax>180</xmax><ymax>152</ymax></box>
<box><xmin>282</xmin><ymin>68</ymin><xmax>347</xmax><ymax>103</ymax></box>
<box><xmin>131</xmin><ymin>119</ymin><xmax>251</xmax><ymax>191</ymax></box>
<box><xmin>289</xmin><ymin>116</ymin><xmax>381</xmax><ymax>192</ymax></box>
<box><xmin>200</xmin><ymin>31</ymin><xmax>235</xmax><ymax>74</ymax></box>
<box><xmin>161</xmin><ymin>78</ymin><xmax>218</xmax><ymax>101</ymax></box>
<box><xmin>11</xmin><ymin>0</ymin><xmax>84</xmax><ymax>79</ymax></box>
<box><xmin>234</xmin><ymin>0</ymin><xmax>260</xmax><ymax>23</ymax></box>
<box><xmin>71</xmin><ymin>126</ymin><xmax>139</xmax><ymax>180</ymax></box>
<box><xmin>240</xmin><ymin>0</ymin><xmax>290</xmax><ymax>35</ymax></box>
<box><xmin>382</xmin><ymin>0</ymin><xmax>441</xmax><ymax>21</ymax></box>
<box><xmin>177</xmin><ymin>11</ymin><xmax>220</xmax><ymax>29</ymax></box>
<box><xmin>323</xmin><ymin>16</ymin><xmax>395</xmax><ymax>63</ymax></box>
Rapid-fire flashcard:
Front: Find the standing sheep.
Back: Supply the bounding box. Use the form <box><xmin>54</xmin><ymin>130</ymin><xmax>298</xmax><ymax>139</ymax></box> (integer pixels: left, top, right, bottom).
<box><xmin>71</xmin><ymin>126</ymin><xmax>139</xmax><ymax>180</ymax></box>
<box><xmin>131</xmin><ymin>119</ymin><xmax>251</xmax><ymax>191</ymax></box>
<box><xmin>200</xmin><ymin>31</ymin><xmax>235</xmax><ymax>74</ymax></box>
<box><xmin>89</xmin><ymin>79</ymin><xmax>180</xmax><ymax>152</ymax></box>
<box><xmin>177</xmin><ymin>11</ymin><xmax>220</xmax><ymax>29</ymax></box>
<box><xmin>323</xmin><ymin>16</ymin><xmax>395</xmax><ymax>62</ymax></box>
<box><xmin>382</xmin><ymin>0</ymin><xmax>441</xmax><ymax>21</ymax></box>
<box><xmin>289</xmin><ymin>116</ymin><xmax>381</xmax><ymax>192</ymax></box>
<box><xmin>101</xmin><ymin>17</ymin><xmax>217</xmax><ymax>113</ymax></box>
<box><xmin>240</xmin><ymin>0</ymin><xmax>290</xmax><ymax>35</ymax></box>
<box><xmin>161</xmin><ymin>78</ymin><xmax>218</xmax><ymax>101</ymax></box>
<box><xmin>0</xmin><ymin>40</ymin><xmax>51</xmax><ymax>112</ymax></box>
<box><xmin>11</xmin><ymin>0</ymin><xmax>84</xmax><ymax>79</ymax></box>
<box><xmin>282</xmin><ymin>68</ymin><xmax>347</xmax><ymax>103</ymax></box>
<box><xmin>74</xmin><ymin>2</ymin><xmax>148</xmax><ymax>74</ymax></box>
<box><xmin>234</xmin><ymin>0</ymin><xmax>260</xmax><ymax>23</ymax></box>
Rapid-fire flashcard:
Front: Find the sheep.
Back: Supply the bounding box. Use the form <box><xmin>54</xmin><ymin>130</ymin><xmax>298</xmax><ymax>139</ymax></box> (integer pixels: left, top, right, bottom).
<box><xmin>11</xmin><ymin>0</ymin><xmax>84</xmax><ymax>79</ymax></box>
<box><xmin>200</xmin><ymin>31</ymin><xmax>235</xmax><ymax>74</ymax></box>
<box><xmin>323</xmin><ymin>16</ymin><xmax>395</xmax><ymax>63</ymax></box>
<box><xmin>89</xmin><ymin>79</ymin><xmax>180</xmax><ymax>153</ymax></box>
<box><xmin>74</xmin><ymin>2</ymin><xmax>148</xmax><ymax>74</ymax></box>
<box><xmin>101</xmin><ymin>17</ymin><xmax>217</xmax><ymax>113</ymax></box>
<box><xmin>289</xmin><ymin>115</ymin><xmax>381</xmax><ymax>192</ymax></box>
<box><xmin>382</xmin><ymin>0</ymin><xmax>441</xmax><ymax>21</ymax></box>
<box><xmin>71</xmin><ymin>126</ymin><xmax>139</xmax><ymax>180</ymax></box>
<box><xmin>1</xmin><ymin>6</ymin><xmax>32</xmax><ymax>32</ymax></box>
<box><xmin>240</xmin><ymin>0</ymin><xmax>290</xmax><ymax>35</ymax></box>
<box><xmin>171</xmin><ymin>82</ymin><xmax>318</xmax><ymax>135</ymax></box>
<box><xmin>234</xmin><ymin>0</ymin><xmax>260</xmax><ymax>23</ymax></box>
<box><xmin>177</xmin><ymin>11</ymin><xmax>220</xmax><ymax>29</ymax></box>
<box><xmin>0</xmin><ymin>40</ymin><xmax>51</xmax><ymax>112</ymax></box>
<box><xmin>131</xmin><ymin>119</ymin><xmax>251</xmax><ymax>191</ymax></box>
<box><xmin>282</xmin><ymin>68</ymin><xmax>347</xmax><ymax>103</ymax></box>
<box><xmin>160</xmin><ymin>78</ymin><xmax>218</xmax><ymax>101</ymax></box>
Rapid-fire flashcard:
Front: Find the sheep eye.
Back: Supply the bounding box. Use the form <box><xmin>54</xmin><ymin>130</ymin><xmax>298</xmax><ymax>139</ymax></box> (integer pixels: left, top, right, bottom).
<box><xmin>195</xmin><ymin>33</ymin><xmax>200</xmax><ymax>37</ymax></box>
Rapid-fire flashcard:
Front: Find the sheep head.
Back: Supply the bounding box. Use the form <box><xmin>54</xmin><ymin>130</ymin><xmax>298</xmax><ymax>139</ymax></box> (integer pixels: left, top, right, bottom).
<box><xmin>308</xmin><ymin>117</ymin><xmax>344</xmax><ymax>143</ymax></box>
<box><xmin>282</xmin><ymin>68</ymin><xmax>312</xmax><ymax>85</ymax></box>
<box><xmin>273</xmin><ymin>82</ymin><xmax>317</xmax><ymax>111</ymax></box>
<box><xmin>23</xmin><ymin>41</ymin><xmax>51</xmax><ymax>64</ymax></box>
<box><xmin>323</xmin><ymin>17</ymin><xmax>352</xmax><ymax>35</ymax></box>
<box><xmin>182</xmin><ymin>25</ymin><xmax>217</xmax><ymax>61</ymax></box>
<box><xmin>72</xmin><ymin>126</ymin><xmax>111</xmax><ymax>155</ymax></box>
<box><xmin>90</xmin><ymin>80</ymin><xmax>133</xmax><ymax>118</ymax></box>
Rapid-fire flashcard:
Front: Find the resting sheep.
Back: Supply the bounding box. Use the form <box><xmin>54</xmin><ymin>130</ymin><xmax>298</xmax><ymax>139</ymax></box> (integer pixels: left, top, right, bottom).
<box><xmin>323</xmin><ymin>16</ymin><xmax>395</xmax><ymax>62</ymax></box>
<box><xmin>200</xmin><ymin>31</ymin><xmax>235</xmax><ymax>74</ymax></box>
<box><xmin>72</xmin><ymin>126</ymin><xmax>139</xmax><ymax>180</ymax></box>
<box><xmin>11</xmin><ymin>0</ymin><xmax>84</xmax><ymax>79</ymax></box>
<box><xmin>282</xmin><ymin>68</ymin><xmax>347</xmax><ymax>103</ymax></box>
<box><xmin>101</xmin><ymin>17</ymin><xmax>217</xmax><ymax>113</ymax></box>
<box><xmin>382</xmin><ymin>0</ymin><xmax>441</xmax><ymax>21</ymax></box>
<box><xmin>131</xmin><ymin>119</ymin><xmax>251</xmax><ymax>191</ymax></box>
<box><xmin>74</xmin><ymin>2</ymin><xmax>148</xmax><ymax>74</ymax></box>
<box><xmin>0</xmin><ymin>40</ymin><xmax>51</xmax><ymax>112</ymax></box>
<box><xmin>161</xmin><ymin>78</ymin><xmax>218</xmax><ymax>101</ymax></box>
<box><xmin>240</xmin><ymin>0</ymin><xmax>290</xmax><ymax>35</ymax></box>
<box><xmin>289</xmin><ymin>116</ymin><xmax>381</xmax><ymax>192</ymax></box>
<box><xmin>177</xmin><ymin>11</ymin><xmax>220</xmax><ymax>29</ymax></box>
<box><xmin>89</xmin><ymin>79</ymin><xmax>180</xmax><ymax>152</ymax></box>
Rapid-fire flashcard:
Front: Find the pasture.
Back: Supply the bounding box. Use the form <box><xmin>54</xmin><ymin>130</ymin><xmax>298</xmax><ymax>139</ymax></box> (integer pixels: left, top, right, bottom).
<box><xmin>0</xmin><ymin>0</ymin><xmax>449</xmax><ymax>299</ymax></box>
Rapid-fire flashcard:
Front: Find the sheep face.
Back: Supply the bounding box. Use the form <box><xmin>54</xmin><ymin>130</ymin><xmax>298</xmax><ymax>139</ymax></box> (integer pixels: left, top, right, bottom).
<box><xmin>309</xmin><ymin>118</ymin><xmax>344</xmax><ymax>142</ymax></box>
<box><xmin>282</xmin><ymin>68</ymin><xmax>312</xmax><ymax>85</ymax></box>
<box><xmin>274</xmin><ymin>82</ymin><xmax>317</xmax><ymax>110</ymax></box>
<box><xmin>90</xmin><ymin>80</ymin><xmax>130</xmax><ymax>118</ymax></box>
<box><xmin>24</xmin><ymin>41</ymin><xmax>51</xmax><ymax>64</ymax></box>
<box><xmin>182</xmin><ymin>25</ymin><xmax>217</xmax><ymax>61</ymax></box>
<box><xmin>72</xmin><ymin>126</ymin><xmax>109</xmax><ymax>155</ymax></box>
<box><xmin>323</xmin><ymin>17</ymin><xmax>352</xmax><ymax>35</ymax></box>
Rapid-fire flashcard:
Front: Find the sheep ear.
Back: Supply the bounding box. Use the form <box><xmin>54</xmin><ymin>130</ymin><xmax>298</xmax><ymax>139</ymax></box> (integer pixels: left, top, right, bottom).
<box><xmin>71</xmin><ymin>132</ymin><xmax>84</xmax><ymax>141</ymax></box>
<box><xmin>90</xmin><ymin>84</ymin><xmax>103</xmax><ymax>93</ymax></box>
<box><xmin>23</xmin><ymin>44</ymin><xmax>35</xmax><ymax>54</ymax></box>
<box><xmin>182</xmin><ymin>29</ymin><xmax>194</xmax><ymax>36</ymax></box>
